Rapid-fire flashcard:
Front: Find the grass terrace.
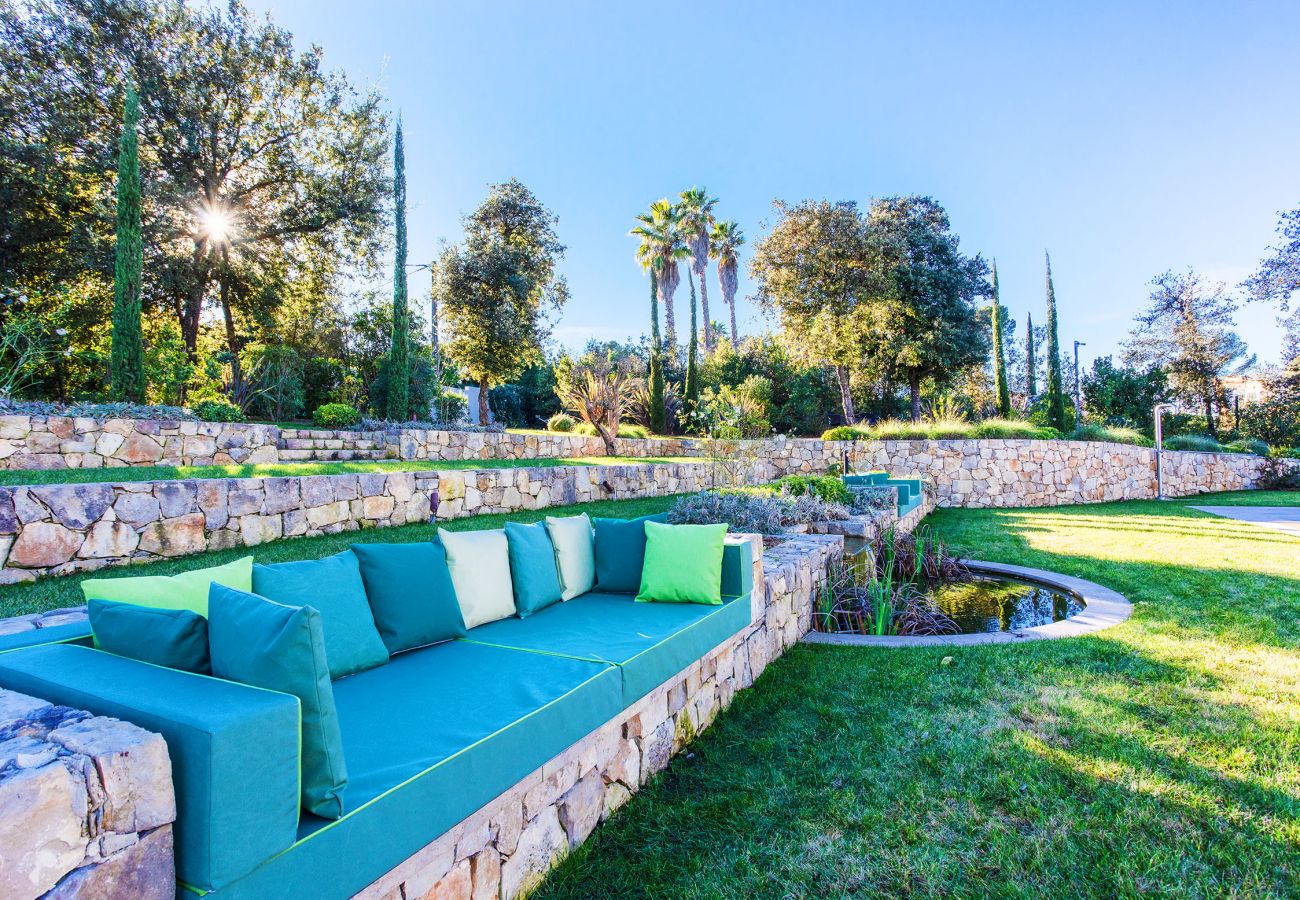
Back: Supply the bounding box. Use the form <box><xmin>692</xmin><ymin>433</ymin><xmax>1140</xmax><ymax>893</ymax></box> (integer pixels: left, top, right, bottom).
<box><xmin>536</xmin><ymin>492</ymin><xmax>1300</xmax><ymax>897</ymax></box>
<box><xmin>0</xmin><ymin>456</ymin><xmax>705</xmax><ymax>488</ymax></box>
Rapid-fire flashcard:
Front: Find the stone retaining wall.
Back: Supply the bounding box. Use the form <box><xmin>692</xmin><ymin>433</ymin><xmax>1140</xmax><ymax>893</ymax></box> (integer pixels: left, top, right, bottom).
<box><xmin>0</xmin><ymin>461</ymin><xmax>762</xmax><ymax>584</ymax></box>
<box><xmin>0</xmin><ymin>417</ymin><xmax>278</xmax><ymax>470</ymax></box>
<box><xmin>0</xmin><ymin>689</ymin><xmax>175</xmax><ymax>898</ymax></box>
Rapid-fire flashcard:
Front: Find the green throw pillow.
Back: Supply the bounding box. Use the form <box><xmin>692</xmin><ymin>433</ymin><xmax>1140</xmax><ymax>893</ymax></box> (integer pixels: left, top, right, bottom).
<box><xmin>87</xmin><ymin>599</ymin><xmax>211</xmax><ymax>674</ymax></box>
<box><xmin>80</xmin><ymin>556</ymin><xmax>253</xmax><ymax>617</ymax></box>
<box><xmin>252</xmin><ymin>552</ymin><xmax>390</xmax><ymax>679</ymax></box>
<box><xmin>437</xmin><ymin>528</ymin><xmax>516</xmax><ymax>628</ymax></box>
<box><xmin>545</xmin><ymin>513</ymin><xmax>595</xmax><ymax>601</ymax></box>
<box><xmin>350</xmin><ymin>542</ymin><xmax>467</xmax><ymax>653</ymax></box>
<box><xmin>636</xmin><ymin>521</ymin><xmax>728</xmax><ymax>605</ymax></box>
<box><xmin>593</xmin><ymin>513</ymin><xmax>669</xmax><ymax>593</ymax></box>
<box><xmin>504</xmin><ymin>521</ymin><xmax>563</xmax><ymax>617</ymax></box>
<box><xmin>208</xmin><ymin>583</ymin><xmax>349</xmax><ymax>819</ymax></box>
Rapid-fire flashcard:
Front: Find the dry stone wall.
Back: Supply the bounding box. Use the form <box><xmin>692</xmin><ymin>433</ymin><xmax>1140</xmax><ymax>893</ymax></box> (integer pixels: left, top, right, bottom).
<box><xmin>0</xmin><ymin>689</ymin><xmax>175</xmax><ymax>899</ymax></box>
<box><xmin>0</xmin><ymin>416</ymin><xmax>279</xmax><ymax>471</ymax></box>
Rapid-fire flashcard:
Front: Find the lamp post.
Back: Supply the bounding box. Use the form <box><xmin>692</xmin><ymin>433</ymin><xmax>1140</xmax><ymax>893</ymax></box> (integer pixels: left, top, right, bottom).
<box><xmin>1073</xmin><ymin>340</ymin><xmax>1086</xmax><ymax>432</ymax></box>
<box><xmin>1153</xmin><ymin>402</ymin><xmax>1176</xmax><ymax>499</ymax></box>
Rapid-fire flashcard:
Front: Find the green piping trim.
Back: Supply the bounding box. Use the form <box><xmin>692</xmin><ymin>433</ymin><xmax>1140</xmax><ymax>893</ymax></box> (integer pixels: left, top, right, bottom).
<box><xmin>248</xmin><ymin>662</ymin><xmax>618</xmax><ymax>865</ymax></box>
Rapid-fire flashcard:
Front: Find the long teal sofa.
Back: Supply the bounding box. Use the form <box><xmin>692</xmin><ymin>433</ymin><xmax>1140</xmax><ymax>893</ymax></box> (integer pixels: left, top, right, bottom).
<box><xmin>0</xmin><ymin>535</ymin><xmax>754</xmax><ymax>899</ymax></box>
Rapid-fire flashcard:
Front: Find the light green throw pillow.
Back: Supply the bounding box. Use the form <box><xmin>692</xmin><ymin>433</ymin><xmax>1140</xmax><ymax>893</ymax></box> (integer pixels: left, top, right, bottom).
<box><xmin>80</xmin><ymin>556</ymin><xmax>254</xmax><ymax>617</ymax></box>
<box><xmin>545</xmin><ymin>514</ymin><xmax>595</xmax><ymax>601</ymax></box>
<box><xmin>438</xmin><ymin>528</ymin><xmax>516</xmax><ymax>628</ymax></box>
<box><xmin>636</xmin><ymin>521</ymin><xmax>728</xmax><ymax>605</ymax></box>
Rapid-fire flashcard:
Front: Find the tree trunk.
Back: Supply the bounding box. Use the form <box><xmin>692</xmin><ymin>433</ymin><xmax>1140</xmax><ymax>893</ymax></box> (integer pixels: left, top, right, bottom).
<box><xmin>219</xmin><ymin>256</ymin><xmax>242</xmax><ymax>401</ymax></box>
<box><xmin>595</xmin><ymin>423</ymin><xmax>617</xmax><ymax>456</ymax></box>
<box><xmin>661</xmin><ymin>284</ymin><xmax>676</xmax><ymax>350</ymax></box>
<box><xmin>1204</xmin><ymin>393</ymin><xmax>1217</xmax><ymax>439</ymax></box>
<box><xmin>909</xmin><ymin>373</ymin><xmax>922</xmax><ymax>422</ymax></box>
<box><xmin>182</xmin><ymin>240</ymin><xmax>209</xmax><ymax>359</ymax></box>
<box><xmin>728</xmin><ymin>296</ymin><xmax>738</xmax><ymax>345</ymax></box>
<box><xmin>699</xmin><ymin>267</ymin><xmax>712</xmax><ymax>352</ymax></box>
<box><xmin>834</xmin><ymin>365</ymin><xmax>855</xmax><ymax>423</ymax></box>
<box><xmin>478</xmin><ymin>376</ymin><xmax>491</xmax><ymax>426</ymax></box>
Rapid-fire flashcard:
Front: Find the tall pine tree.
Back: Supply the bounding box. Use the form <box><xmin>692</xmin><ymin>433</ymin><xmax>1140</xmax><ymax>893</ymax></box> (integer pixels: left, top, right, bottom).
<box><xmin>110</xmin><ymin>86</ymin><xmax>145</xmax><ymax>402</ymax></box>
<box><xmin>386</xmin><ymin>120</ymin><xmax>410</xmax><ymax>421</ymax></box>
<box><xmin>990</xmin><ymin>261</ymin><xmax>1010</xmax><ymax>417</ymax></box>
<box><xmin>1044</xmin><ymin>251</ymin><xmax>1067</xmax><ymax>431</ymax></box>
<box><xmin>1025</xmin><ymin>311</ymin><xmax>1037</xmax><ymax>398</ymax></box>
<box><xmin>648</xmin><ymin>270</ymin><xmax>667</xmax><ymax>433</ymax></box>
<box><xmin>685</xmin><ymin>273</ymin><xmax>700</xmax><ymax>407</ymax></box>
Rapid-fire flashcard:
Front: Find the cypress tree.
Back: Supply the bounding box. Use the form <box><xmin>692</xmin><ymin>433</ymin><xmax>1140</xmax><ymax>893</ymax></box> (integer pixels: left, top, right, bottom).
<box><xmin>648</xmin><ymin>269</ymin><xmax>667</xmax><ymax>433</ymax></box>
<box><xmin>1044</xmin><ymin>251</ymin><xmax>1067</xmax><ymax>431</ymax></box>
<box><xmin>110</xmin><ymin>85</ymin><xmax>145</xmax><ymax>402</ymax></box>
<box><xmin>990</xmin><ymin>261</ymin><xmax>1010</xmax><ymax>417</ymax></box>
<box><xmin>386</xmin><ymin>119</ymin><xmax>410</xmax><ymax>421</ymax></box>
<box><xmin>685</xmin><ymin>273</ymin><xmax>700</xmax><ymax>407</ymax></box>
<box><xmin>1025</xmin><ymin>311</ymin><xmax>1037</xmax><ymax>398</ymax></box>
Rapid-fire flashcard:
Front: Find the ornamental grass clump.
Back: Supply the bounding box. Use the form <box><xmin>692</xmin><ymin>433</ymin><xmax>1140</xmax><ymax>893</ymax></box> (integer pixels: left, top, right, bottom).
<box><xmin>668</xmin><ymin>488</ymin><xmax>851</xmax><ymax>535</ymax></box>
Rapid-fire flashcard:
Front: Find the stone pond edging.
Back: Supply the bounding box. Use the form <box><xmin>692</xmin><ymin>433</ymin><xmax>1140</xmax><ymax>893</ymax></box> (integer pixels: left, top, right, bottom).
<box><xmin>802</xmin><ymin>560</ymin><xmax>1134</xmax><ymax>648</ymax></box>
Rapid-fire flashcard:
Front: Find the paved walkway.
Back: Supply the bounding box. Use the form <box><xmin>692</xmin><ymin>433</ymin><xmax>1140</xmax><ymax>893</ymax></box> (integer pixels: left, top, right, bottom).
<box><xmin>1191</xmin><ymin>506</ymin><xmax>1300</xmax><ymax>538</ymax></box>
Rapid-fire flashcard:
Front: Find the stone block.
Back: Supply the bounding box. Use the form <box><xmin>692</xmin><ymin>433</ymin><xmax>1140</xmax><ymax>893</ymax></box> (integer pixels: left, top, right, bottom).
<box><xmin>45</xmin><ymin>825</ymin><xmax>174</xmax><ymax>900</ymax></box>
<box><xmin>49</xmin><ymin>717</ymin><xmax>174</xmax><ymax>833</ymax></box>
<box><xmin>138</xmin><ymin>514</ymin><xmax>206</xmax><ymax>557</ymax></box>
<box><xmin>77</xmin><ymin>520</ymin><xmax>139</xmax><ymax>559</ymax></box>
<box><xmin>154</xmin><ymin>482</ymin><xmax>198</xmax><ymax>518</ymax></box>
<box><xmin>499</xmin><ymin>807</ymin><xmax>566</xmax><ymax>900</ymax></box>
<box><xmin>113</xmin><ymin>493</ymin><xmax>160</xmax><ymax>528</ymax></box>
<box><xmin>239</xmin><ymin>515</ymin><xmax>283</xmax><ymax>547</ymax></box>
<box><xmin>114</xmin><ymin>432</ymin><xmax>164</xmax><ymax>464</ymax></box>
<box><xmin>556</xmin><ymin>770</ymin><xmax>603</xmax><ymax>847</ymax></box>
<box><xmin>0</xmin><ymin>761</ymin><xmax>88</xmax><ymax>897</ymax></box>
<box><xmin>31</xmin><ymin>485</ymin><xmax>114</xmax><ymax>530</ymax></box>
<box><xmin>9</xmin><ymin>522</ymin><xmax>81</xmax><ymax>568</ymax></box>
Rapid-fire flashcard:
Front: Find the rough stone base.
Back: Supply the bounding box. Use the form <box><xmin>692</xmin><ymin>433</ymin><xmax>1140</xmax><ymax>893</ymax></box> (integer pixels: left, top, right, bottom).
<box><xmin>354</xmin><ymin>533</ymin><xmax>841</xmax><ymax>900</ymax></box>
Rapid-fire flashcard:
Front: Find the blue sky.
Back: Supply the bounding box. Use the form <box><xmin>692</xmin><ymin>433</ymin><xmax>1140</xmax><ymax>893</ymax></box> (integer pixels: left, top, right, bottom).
<box><xmin>249</xmin><ymin>0</ymin><xmax>1300</xmax><ymax>367</ymax></box>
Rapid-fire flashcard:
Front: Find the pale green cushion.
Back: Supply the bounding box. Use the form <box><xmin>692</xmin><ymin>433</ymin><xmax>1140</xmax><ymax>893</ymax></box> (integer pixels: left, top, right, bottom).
<box><xmin>545</xmin><ymin>513</ymin><xmax>595</xmax><ymax>601</ymax></box>
<box><xmin>636</xmin><ymin>521</ymin><xmax>728</xmax><ymax>605</ymax></box>
<box><xmin>80</xmin><ymin>556</ymin><xmax>253</xmax><ymax>617</ymax></box>
<box><xmin>438</xmin><ymin>528</ymin><xmax>516</xmax><ymax>628</ymax></box>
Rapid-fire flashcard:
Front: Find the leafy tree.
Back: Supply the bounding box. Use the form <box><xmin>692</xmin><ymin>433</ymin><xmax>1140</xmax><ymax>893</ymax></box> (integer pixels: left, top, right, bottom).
<box><xmin>989</xmin><ymin>262</ymin><xmax>1010</xmax><ymax>416</ymax></box>
<box><xmin>750</xmin><ymin>200</ymin><xmax>884</xmax><ymax>423</ymax></box>
<box><xmin>709</xmin><ymin>221</ymin><xmax>745</xmax><ymax>345</ymax></box>
<box><xmin>386</xmin><ymin>121</ymin><xmax>409</xmax><ymax>420</ymax></box>
<box><xmin>631</xmin><ymin>199</ymin><xmax>688</xmax><ymax>350</ymax></box>
<box><xmin>685</xmin><ymin>273</ymin><xmax>700</xmax><ymax>406</ymax></box>
<box><xmin>1044</xmin><ymin>252</ymin><xmax>1067</xmax><ymax>431</ymax></box>
<box><xmin>1025</xmin><ymin>311</ymin><xmax>1038</xmax><ymax>399</ymax></box>
<box><xmin>865</xmin><ymin>196</ymin><xmax>989</xmax><ymax>421</ymax></box>
<box><xmin>1244</xmin><ymin>206</ymin><xmax>1300</xmax><ymax>308</ymax></box>
<box><xmin>555</xmin><ymin>352</ymin><xmax>636</xmax><ymax>455</ymax></box>
<box><xmin>437</xmin><ymin>180</ymin><xmax>567</xmax><ymax>425</ymax></box>
<box><xmin>110</xmin><ymin>85</ymin><xmax>145</xmax><ymax>402</ymax></box>
<box><xmin>679</xmin><ymin>188</ymin><xmax>717</xmax><ymax>351</ymax></box>
<box><xmin>1124</xmin><ymin>269</ymin><xmax>1253</xmax><ymax>437</ymax></box>
<box><xmin>1081</xmin><ymin>356</ymin><xmax>1168</xmax><ymax>430</ymax></box>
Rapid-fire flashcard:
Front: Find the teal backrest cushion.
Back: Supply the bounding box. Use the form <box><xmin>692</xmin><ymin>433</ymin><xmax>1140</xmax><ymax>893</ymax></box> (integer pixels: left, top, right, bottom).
<box><xmin>87</xmin><ymin>598</ymin><xmax>211</xmax><ymax>674</ymax></box>
<box><xmin>253</xmin><ymin>551</ymin><xmax>389</xmax><ymax>679</ymax></box>
<box><xmin>208</xmin><ymin>582</ymin><xmax>349</xmax><ymax>820</ymax></box>
<box><xmin>593</xmin><ymin>513</ymin><xmax>669</xmax><ymax>593</ymax></box>
<box><xmin>504</xmin><ymin>521</ymin><xmax>564</xmax><ymax>617</ymax></box>
<box><xmin>350</xmin><ymin>541</ymin><xmax>467</xmax><ymax>653</ymax></box>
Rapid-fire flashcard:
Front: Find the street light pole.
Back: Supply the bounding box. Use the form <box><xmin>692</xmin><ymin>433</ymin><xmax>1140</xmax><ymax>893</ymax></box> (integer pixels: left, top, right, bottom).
<box><xmin>1153</xmin><ymin>402</ymin><xmax>1175</xmax><ymax>499</ymax></box>
<box><xmin>1073</xmin><ymin>340</ymin><xmax>1086</xmax><ymax>432</ymax></box>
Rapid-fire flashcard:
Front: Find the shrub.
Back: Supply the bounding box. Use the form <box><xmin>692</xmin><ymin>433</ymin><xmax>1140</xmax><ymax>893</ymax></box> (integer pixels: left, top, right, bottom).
<box><xmin>1162</xmin><ymin>434</ymin><xmax>1223</xmax><ymax>453</ymax></box>
<box><xmin>0</xmin><ymin>399</ymin><xmax>197</xmax><ymax>421</ymax></box>
<box><xmin>191</xmin><ymin>398</ymin><xmax>245</xmax><ymax>423</ymax></box>
<box><xmin>821</xmin><ymin>425</ymin><xmax>860</xmax><ymax>441</ymax></box>
<box><xmin>1257</xmin><ymin>456</ymin><xmax>1300</xmax><ymax>490</ymax></box>
<box><xmin>849</xmin><ymin>485</ymin><xmax>896</xmax><ymax>514</ymax></box>
<box><xmin>572</xmin><ymin>421</ymin><xmax>646</xmax><ymax>439</ymax></box>
<box><xmin>1272</xmin><ymin>446</ymin><xmax>1300</xmax><ymax>459</ymax></box>
<box><xmin>313</xmin><ymin>403</ymin><xmax>361</xmax><ymax>429</ymax></box>
<box><xmin>1069</xmin><ymin>423</ymin><xmax>1153</xmax><ymax>447</ymax></box>
<box><xmin>1221</xmin><ymin>438</ymin><xmax>1270</xmax><ymax>456</ymax></box>
<box><xmin>774</xmin><ymin>474</ymin><xmax>852</xmax><ymax>506</ymax></box>
<box><xmin>970</xmin><ymin>418</ymin><xmax>1055</xmax><ymax>440</ymax></box>
<box><xmin>668</xmin><ymin>489</ymin><xmax>850</xmax><ymax>535</ymax></box>
<box><xmin>546</xmin><ymin>412</ymin><xmax>575</xmax><ymax>432</ymax></box>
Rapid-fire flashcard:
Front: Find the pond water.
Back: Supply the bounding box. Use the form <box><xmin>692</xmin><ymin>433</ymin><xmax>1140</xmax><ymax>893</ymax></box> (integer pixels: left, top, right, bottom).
<box><xmin>924</xmin><ymin>576</ymin><xmax>1084</xmax><ymax>634</ymax></box>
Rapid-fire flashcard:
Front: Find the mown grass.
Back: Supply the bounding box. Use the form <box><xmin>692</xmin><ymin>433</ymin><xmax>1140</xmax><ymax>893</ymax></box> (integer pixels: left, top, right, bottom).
<box><xmin>0</xmin><ymin>494</ymin><xmax>678</xmax><ymax>619</ymax></box>
<box><xmin>537</xmin><ymin>492</ymin><xmax>1300</xmax><ymax>898</ymax></box>
<box><xmin>0</xmin><ymin>455</ymin><xmax>702</xmax><ymax>488</ymax></box>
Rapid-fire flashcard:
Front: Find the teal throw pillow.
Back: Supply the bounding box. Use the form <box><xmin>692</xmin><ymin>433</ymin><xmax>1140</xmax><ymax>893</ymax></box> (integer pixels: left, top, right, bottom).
<box><xmin>636</xmin><ymin>521</ymin><xmax>728</xmax><ymax>605</ymax></box>
<box><xmin>207</xmin><ymin>583</ymin><xmax>349</xmax><ymax>819</ymax></box>
<box><xmin>593</xmin><ymin>513</ymin><xmax>669</xmax><ymax>593</ymax></box>
<box><xmin>87</xmin><ymin>598</ymin><xmax>211</xmax><ymax>674</ymax></box>
<box><xmin>504</xmin><ymin>521</ymin><xmax>563</xmax><ymax>617</ymax></box>
<box><xmin>253</xmin><ymin>551</ymin><xmax>389</xmax><ymax>679</ymax></box>
<box><xmin>350</xmin><ymin>541</ymin><xmax>467</xmax><ymax>653</ymax></box>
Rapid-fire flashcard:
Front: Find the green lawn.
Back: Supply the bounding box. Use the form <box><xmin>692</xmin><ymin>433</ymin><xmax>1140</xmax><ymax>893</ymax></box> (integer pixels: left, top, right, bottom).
<box><xmin>0</xmin><ymin>494</ymin><xmax>678</xmax><ymax>619</ymax></box>
<box><xmin>538</xmin><ymin>491</ymin><xmax>1300</xmax><ymax>898</ymax></box>
<box><xmin>0</xmin><ymin>456</ymin><xmax>702</xmax><ymax>488</ymax></box>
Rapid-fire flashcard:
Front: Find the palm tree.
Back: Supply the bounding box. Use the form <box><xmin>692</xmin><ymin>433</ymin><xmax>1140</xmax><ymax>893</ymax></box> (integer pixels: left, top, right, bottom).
<box><xmin>678</xmin><ymin>187</ymin><xmax>718</xmax><ymax>351</ymax></box>
<box><xmin>710</xmin><ymin>220</ymin><xmax>745</xmax><ymax>344</ymax></box>
<box><xmin>631</xmin><ymin>199</ymin><xmax>688</xmax><ymax>350</ymax></box>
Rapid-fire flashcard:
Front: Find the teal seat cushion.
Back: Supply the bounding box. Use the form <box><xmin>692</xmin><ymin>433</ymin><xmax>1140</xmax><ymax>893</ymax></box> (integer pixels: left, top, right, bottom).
<box><xmin>350</xmin><ymin>542</ymin><xmax>466</xmax><ymax>653</ymax></box>
<box><xmin>465</xmin><ymin>589</ymin><xmax>752</xmax><ymax>705</ymax></box>
<box><xmin>504</xmin><ymin>521</ymin><xmax>563</xmax><ymax>617</ymax></box>
<box><xmin>593</xmin><ymin>513</ymin><xmax>668</xmax><ymax>593</ymax></box>
<box><xmin>208</xmin><ymin>584</ymin><xmax>350</xmax><ymax>820</ymax></box>
<box><xmin>0</xmin><ymin>643</ymin><xmax>301</xmax><ymax>893</ymax></box>
<box><xmin>190</xmin><ymin>643</ymin><xmax>622</xmax><ymax>898</ymax></box>
<box><xmin>253</xmin><ymin>551</ymin><xmax>389</xmax><ymax>678</ymax></box>
<box><xmin>88</xmin><ymin>598</ymin><xmax>210</xmax><ymax>674</ymax></box>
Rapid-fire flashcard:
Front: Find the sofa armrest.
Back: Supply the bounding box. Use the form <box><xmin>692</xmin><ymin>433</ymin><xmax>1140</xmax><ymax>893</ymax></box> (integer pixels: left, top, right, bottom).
<box><xmin>721</xmin><ymin>536</ymin><xmax>755</xmax><ymax>600</ymax></box>
<box><xmin>0</xmin><ymin>643</ymin><xmax>301</xmax><ymax>893</ymax></box>
<box><xmin>0</xmin><ymin>619</ymin><xmax>92</xmax><ymax>654</ymax></box>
